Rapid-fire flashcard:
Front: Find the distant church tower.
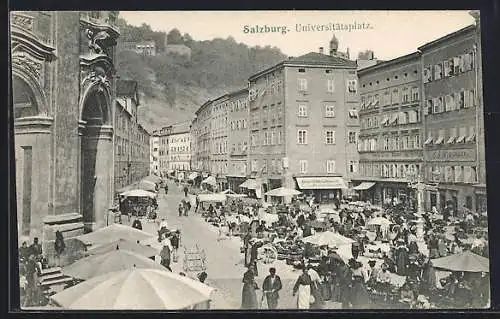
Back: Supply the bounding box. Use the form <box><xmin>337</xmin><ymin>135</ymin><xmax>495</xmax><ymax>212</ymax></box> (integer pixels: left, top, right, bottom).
<box><xmin>329</xmin><ymin>34</ymin><xmax>339</xmax><ymax>55</ymax></box>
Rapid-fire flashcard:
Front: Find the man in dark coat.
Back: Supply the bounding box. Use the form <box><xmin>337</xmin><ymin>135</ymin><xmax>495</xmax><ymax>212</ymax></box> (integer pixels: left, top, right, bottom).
<box><xmin>183</xmin><ymin>186</ymin><xmax>189</xmax><ymax>197</ymax></box>
<box><xmin>262</xmin><ymin>267</ymin><xmax>282</xmax><ymax>309</ymax></box>
<box><xmin>29</xmin><ymin>238</ymin><xmax>42</xmax><ymax>258</ymax></box>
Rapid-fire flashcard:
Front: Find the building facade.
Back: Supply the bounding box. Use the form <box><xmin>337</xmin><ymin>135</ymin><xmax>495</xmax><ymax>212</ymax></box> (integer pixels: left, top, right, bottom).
<box><xmin>114</xmin><ymin>79</ymin><xmax>150</xmax><ymax>191</ymax></box>
<box><xmin>419</xmin><ymin>24</ymin><xmax>486</xmax><ymax>216</ymax></box>
<box><xmin>157</xmin><ymin>126</ymin><xmax>171</xmax><ymax>177</ymax></box>
<box><xmin>150</xmin><ymin>132</ymin><xmax>160</xmax><ymax>175</ymax></box>
<box><xmin>164</xmin><ymin>43</ymin><xmax>192</xmax><ymax>59</ymax></box>
<box><xmin>11</xmin><ymin>11</ymin><xmax>120</xmax><ymax>240</ymax></box>
<box><xmin>210</xmin><ymin>95</ymin><xmax>230</xmax><ymax>190</ymax></box>
<box><xmin>248</xmin><ymin>36</ymin><xmax>360</xmax><ymax>203</ymax></box>
<box><xmin>191</xmin><ymin>100</ymin><xmax>213</xmax><ymax>175</ymax></box>
<box><xmin>167</xmin><ymin>122</ymin><xmax>192</xmax><ymax>180</ymax></box>
<box><xmin>226</xmin><ymin>88</ymin><xmax>249</xmax><ymax>191</ymax></box>
<box><xmin>121</xmin><ymin>40</ymin><xmax>156</xmax><ymax>56</ymax></box>
<box><xmin>356</xmin><ymin>52</ymin><xmax>423</xmax><ymax>206</ymax></box>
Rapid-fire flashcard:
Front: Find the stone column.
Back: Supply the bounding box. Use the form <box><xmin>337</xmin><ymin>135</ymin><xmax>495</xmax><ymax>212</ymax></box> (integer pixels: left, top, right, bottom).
<box><xmin>92</xmin><ymin>125</ymin><xmax>114</xmax><ymax>230</ymax></box>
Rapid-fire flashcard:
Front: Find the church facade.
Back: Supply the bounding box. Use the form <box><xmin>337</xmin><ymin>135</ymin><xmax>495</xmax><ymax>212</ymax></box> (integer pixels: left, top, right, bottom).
<box><xmin>11</xmin><ymin>11</ymin><xmax>120</xmax><ymax>242</ymax></box>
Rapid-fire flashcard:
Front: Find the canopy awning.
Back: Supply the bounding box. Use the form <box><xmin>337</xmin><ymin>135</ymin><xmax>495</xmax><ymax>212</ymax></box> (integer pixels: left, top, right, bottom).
<box><xmin>201</xmin><ymin>176</ymin><xmax>216</xmax><ymax>186</ymax></box>
<box><xmin>296</xmin><ymin>176</ymin><xmax>348</xmax><ymax>190</ymax></box>
<box><xmin>353</xmin><ymin>182</ymin><xmax>376</xmax><ymax>191</ymax></box>
<box><xmin>188</xmin><ymin>172</ymin><xmax>199</xmax><ymax>180</ymax></box>
<box><xmin>197</xmin><ymin>193</ymin><xmax>226</xmax><ymax>202</ymax></box>
<box><xmin>239</xmin><ymin>179</ymin><xmax>258</xmax><ymax>189</ymax></box>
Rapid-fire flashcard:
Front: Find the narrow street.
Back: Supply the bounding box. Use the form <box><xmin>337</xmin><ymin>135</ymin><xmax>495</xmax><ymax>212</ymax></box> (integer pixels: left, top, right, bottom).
<box><xmin>136</xmin><ymin>180</ymin><xmax>341</xmax><ymax>309</ymax></box>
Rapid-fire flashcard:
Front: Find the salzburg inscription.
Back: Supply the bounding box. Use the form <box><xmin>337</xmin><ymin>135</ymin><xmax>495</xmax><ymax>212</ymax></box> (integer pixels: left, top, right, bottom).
<box><xmin>425</xmin><ymin>149</ymin><xmax>476</xmax><ymax>162</ymax></box>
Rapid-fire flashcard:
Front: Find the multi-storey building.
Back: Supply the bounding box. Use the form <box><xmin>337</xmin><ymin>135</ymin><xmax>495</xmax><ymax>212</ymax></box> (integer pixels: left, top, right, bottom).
<box><xmin>114</xmin><ymin>79</ymin><xmax>150</xmax><ymax>191</ymax></box>
<box><xmin>419</xmin><ymin>24</ymin><xmax>485</xmax><ymax>216</ymax></box>
<box><xmin>157</xmin><ymin>126</ymin><xmax>172</xmax><ymax>177</ymax></box>
<box><xmin>167</xmin><ymin>121</ymin><xmax>192</xmax><ymax>180</ymax></box>
<box><xmin>247</xmin><ymin>36</ymin><xmax>360</xmax><ymax>203</ymax></box>
<box><xmin>355</xmin><ymin>52</ymin><xmax>423</xmax><ymax>206</ymax></box>
<box><xmin>226</xmin><ymin>88</ymin><xmax>250</xmax><ymax>191</ymax></box>
<box><xmin>150</xmin><ymin>132</ymin><xmax>160</xmax><ymax>175</ymax></box>
<box><xmin>191</xmin><ymin>101</ymin><xmax>213</xmax><ymax>180</ymax></box>
<box><xmin>11</xmin><ymin>11</ymin><xmax>120</xmax><ymax>239</ymax></box>
<box><xmin>121</xmin><ymin>40</ymin><xmax>156</xmax><ymax>56</ymax></box>
<box><xmin>210</xmin><ymin>95</ymin><xmax>230</xmax><ymax>190</ymax></box>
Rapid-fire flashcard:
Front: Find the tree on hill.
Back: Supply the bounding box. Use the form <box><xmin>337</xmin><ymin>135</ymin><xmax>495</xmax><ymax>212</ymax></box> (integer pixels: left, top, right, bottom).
<box><xmin>167</xmin><ymin>28</ymin><xmax>183</xmax><ymax>45</ymax></box>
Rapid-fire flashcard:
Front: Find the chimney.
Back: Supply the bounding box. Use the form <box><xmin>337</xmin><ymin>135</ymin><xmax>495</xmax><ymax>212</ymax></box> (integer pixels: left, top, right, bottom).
<box><xmin>319</xmin><ymin>47</ymin><xmax>324</xmax><ymax>54</ymax></box>
<box><xmin>346</xmin><ymin>47</ymin><xmax>350</xmax><ymax>59</ymax></box>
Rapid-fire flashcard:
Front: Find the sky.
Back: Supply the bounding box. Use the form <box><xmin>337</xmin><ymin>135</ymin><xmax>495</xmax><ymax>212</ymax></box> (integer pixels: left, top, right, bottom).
<box><xmin>119</xmin><ymin>11</ymin><xmax>476</xmax><ymax>60</ymax></box>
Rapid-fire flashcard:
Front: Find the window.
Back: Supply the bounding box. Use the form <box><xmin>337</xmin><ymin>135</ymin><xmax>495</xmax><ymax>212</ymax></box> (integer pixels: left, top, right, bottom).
<box><xmin>298</xmin><ymin>78</ymin><xmax>308</xmax><ymax>91</ymax></box>
<box><xmin>373</xmin><ymin>94</ymin><xmax>379</xmax><ymax>107</ymax></box>
<box><xmin>277</xmin><ymin>128</ymin><xmax>282</xmax><ymax>144</ymax></box>
<box><xmin>402</xmin><ymin>135</ymin><xmax>409</xmax><ymax>149</ymax></box>
<box><xmin>348</xmin><ymin>131</ymin><xmax>357</xmax><ymax>144</ymax></box>
<box><xmin>270</xmin><ymin>129</ymin><xmax>276</xmax><ymax>145</ymax></box>
<box><xmin>402</xmin><ymin>87</ymin><xmax>410</xmax><ymax>103</ymax></box>
<box><xmin>349</xmin><ymin>160</ymin><xmax>358</xmax><ymax>173</ymax></box>
<box><xmin>325</xmin><ymin>105</ymin><xmax>335</xmax><ymax>117</ymax></box>
<box><xmin>392</xmin><ymin>89</ymin><xmax>399</xmax><ymax>105</ymax></box>
<box><xmin>432</xmin><ymin>97</ymin><xmax>443</xmax><ymax>114</ymax></box>
<box><xmin>434</xmin><ymin>63</ymin><xmax>443</xmax><ymax>80</ymax></box>
<box><xmin>423</xmin><ymin>66</ymin><xmax>432</xmax><ymax>83</ymax></box>
<box><xmin>348</xmin><ymin>110</ymin><xmax>359</xmax><ymax>118</ymax></box>
<box><xmin>300</xmin><ymin>160</ymin><xmax>308</xmax><ymax>173</ymax></box>
<box><xmin>251</xmin><ymin>160</ymin><xmax>258</xmax><ymax>172</ymax></box>
<box><xmin>297</xmin><ymin>130</ymin><xmax>307</xmax><ymax>144</ymax></box>
<box><xmin>426</xmin><ymin>99</ymin><xmax>433</xmax><ymax>115</ymax></box>
<box><xmin>466</xmin><ymin>126</ymin><xmax>476</xmax><ymax>143</ymax></box>
<box><xmin>435</xmin><ymin>129</ymin><xmax>445</xmax><ymax>144</ymax></box>
<box><xmin>327</xmin><ymin>79</ymin><xmax>335</xmax><ymax>93</ymax></box>
<box><xmin>398</xmin><ymin>112</ymin><xmax>408</xmax><ymax>125</ymax></box>
<box><xmin>347</xmin><ymin>80</ymin><xmax>357</xmax><ymax>94</ymax></box>
<box><xmin>457</xmin><ymin>127</ymin><xmax>467</xmax><ymax>143</ymax></box>
<box><xmin>463</xmin><ymin>90</ymin><xmax>475</xmax><ymax>108</ymax></box>
<box><xmin>414</xmin><ymin>134</ymin><xmax>421</xmax><ymax>148</ymax></box>
<box><xmin>383</xmin><ymin>136</ymin><xmax>389</xmax><ymax>150</ymax></box>
<box><xmin>444</xmin><ymin>94</ymin><xmax>456</xmax><ymax>112</ymax></box>
<box><xmin>325</xmin><ymin>130</ymin><xmax>336</xmax><ymax>144</ymax></box>
<box><xmin>443</xmin><ymin>60</ymin><xmax>452</xmax><ymax>77</ymax></box>
<box><xmin>298</xmin><ymin>104</ymin><xmax>308</xmax><ymax>117</ymax></box>
<box><xmin>326</xmin><ymin>160</ymin><xmax>336</xmax><ymax>173</ymax></box>
<box><xmin>383</xmin><ymin>90</ymin><xmax>390</xmax><ymax>106</ymax></box>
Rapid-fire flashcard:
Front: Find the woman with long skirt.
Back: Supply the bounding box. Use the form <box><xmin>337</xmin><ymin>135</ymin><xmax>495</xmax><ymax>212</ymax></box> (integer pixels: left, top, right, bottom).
<box><xmin>308</xmin><ymin>265</ymin><xmax>324</xmax><ymax>309</ymax></box>
<box><xmin>293</xmin><ymin>266</ymin><xmax>312</xmax><ymax>309</ymax></box>
<box><xmin>241</xmin><ymin>266</ymin><xmax>259</xmax><ymax>309</ymax></box>
<box><xmin>350</xmin><ymin>261</ymin><xmax>372</xmax><ymax>309</ymax></box>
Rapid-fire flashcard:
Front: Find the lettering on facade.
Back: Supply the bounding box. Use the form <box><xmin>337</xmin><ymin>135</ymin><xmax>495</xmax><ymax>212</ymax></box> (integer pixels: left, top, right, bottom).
<box><xmin>297</xmin><ymin>177</ymin><xmax>346</xmax><ymax>189</ymax></box>
<box><xmin>362</xmin><ymin>151</ymin><xmax>421</xmax><ymax>161</ymax></box>
<box><xmin>11</xmin><ymin>13</ymin><xmax>34</xmax><ymax>32</ymax></box>
<box><xmin>425</xmin><ymin>149</ymin><xmax>476</xmax><ymax>162</ymax></box>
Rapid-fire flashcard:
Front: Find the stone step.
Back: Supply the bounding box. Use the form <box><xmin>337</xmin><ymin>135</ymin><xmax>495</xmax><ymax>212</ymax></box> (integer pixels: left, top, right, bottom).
<box><xmin>40</xmin><ymin>276</ymin><xmax>74</xmax><ymax>287</ymax></box>
<box><xmin>42</xmin><ymin>213</ymin><xmax>83</xmax><ymax>225</ymax></box>
<box><xmin>39</xmin><ymin>267</ymin><xmax>62</xmax><ymax>275</ymax></box>
<box><xmin>40</xmin><ymin>272</ymin><xmax>66</xmax><ymax>282</ymax></box>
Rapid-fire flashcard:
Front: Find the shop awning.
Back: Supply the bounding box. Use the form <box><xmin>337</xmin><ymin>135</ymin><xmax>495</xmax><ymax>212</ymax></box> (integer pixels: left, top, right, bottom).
<box><xmin>239</xmin><ymin>179</ymin><xmax>258</xmax><ymax>189</ymax></box>
<box><xmin>188</xmin><ymin>172</ymin><xmax>199</xmax><ymax>180</ymax></box>
<box><xmin>353</xmin><ymin>182</ymin><xmax>376</xmax><ymax>191</ymax></box>
<box><xmin>201</xmin><ymin>176</ymin><xmax>216</xmax><ymax>186</ymax></box>
<box><xmin>296</xmin><ymin>177</ymin><xmax>348</xmax><ymax>190</ymax></box>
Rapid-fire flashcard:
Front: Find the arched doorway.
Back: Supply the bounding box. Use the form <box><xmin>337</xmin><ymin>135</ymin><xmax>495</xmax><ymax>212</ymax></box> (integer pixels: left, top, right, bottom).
<box><xmin>80</xmin><ymin>87</ymin><xmax>113</xmax><ymax>233</ymax></box>
<box><xmin>13</xmin><ymin>75</ymin><xmax>53</xmax><ymax>239</ymax></box>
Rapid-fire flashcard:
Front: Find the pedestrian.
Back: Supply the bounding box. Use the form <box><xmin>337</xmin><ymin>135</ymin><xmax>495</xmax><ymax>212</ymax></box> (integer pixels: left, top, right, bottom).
<box><xmin>262</xmin><ymin>267</ymin><xmax>282</xmax><ymax>309</ymax></box>
<box><xmin>160</xmin><ymin>235</ymin><xmax>172</xmax><ymax>271</ymax></box>
<box><xmin>132</xmin><ymin>218</ymin><xmax>143</xmax><ymax>230</ymax></box>
<box><xmin>293</xmin><ymin>265</ymin><xmax>313</xmax><ymax>309</ymax></box>
<box><xmin>241</xmin><ymin>265</ymin><xmax>259</xmax><ymax>309</ymax></box>
<box><xmin>19</xmin><ymin>241</ymin><xmax>30</xmax><ymax>263</ymax></box>
<box><xmin>29</xmin><ymin>237</ymin><xmax>42</xmax><ymax>258</ymax></box>
<box><xmin>307</xmin><ymin>265</ymin><xmax>324</xmax><ymax>309</ymax></box>
<box><xmin>198</xmin><ymin>271</ymin><xmax>208</xmax><ymax>283</ymax></box>
<box><xmin>164</xmin><ymin>184</ymin><xmax>168</xmax><ymax>194</ymax></box>
<box><xmin>184</xmin><ymin>186</ymin><xmax>189</xmax><ymax>197</ymax></box>
<box><xmin>350</xmin><ymin>260</ymin><xmax>371</xmax><ymax>309</ymax></box>
<box><xmin>178</xmin><ymin>203</ymin><xmax>184</xmax><ymax>217</ymax></box>
<box><xmin>171</xmin><ymin>230</ymin><xmax>180</xmax><ymax>262</ymax></box>
<box><xmin>54</xmin><ymin>231</ymin><xmax>65</xmax><ymax>267</ymax></box>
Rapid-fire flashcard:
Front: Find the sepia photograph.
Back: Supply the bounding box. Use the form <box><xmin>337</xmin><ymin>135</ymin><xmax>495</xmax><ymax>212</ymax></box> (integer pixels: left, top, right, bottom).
<box><xmin>9</xmin><ymin>10</ymin><xmax>490</xmax><ymax>310</ymax></box>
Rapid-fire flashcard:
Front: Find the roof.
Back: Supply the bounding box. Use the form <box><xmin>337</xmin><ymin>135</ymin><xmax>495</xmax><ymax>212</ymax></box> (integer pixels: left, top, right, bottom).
<box><xmin>116</xmin><ymin>79</ymin><xmax>138</xmax><ymax>98</ymax></box>
<box><xmin>358</xmin><ymin>52</ymin><xmax>421</xmax><ymax>75</ymax></box>
<box><xmin>195</xmin><ymin>100</ymin><xmax>212</xmax><ymax>115</ymax></box>
<box><xmin>227</xmin><ymin>88</ymin><xmax>248</xmax><ymax>98</ymax></box>
<box><xmin>417</xmin><ymin>24</ymin><xmax>476</xmax><ymax>52</ymax></box>
<box><xmin>169</xmin><ymin>121</ymin><xmax>191</xmax><ymax>135</ymax></box>
<box><xmin>249</xmin><ymin>52</ymin><xmax>356</xmax><ymax>81</ymax></box>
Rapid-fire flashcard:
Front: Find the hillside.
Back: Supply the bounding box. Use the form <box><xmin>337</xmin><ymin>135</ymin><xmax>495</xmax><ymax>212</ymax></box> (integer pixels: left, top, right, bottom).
<box><xmin>114</xmin><ymin>18</ymin><xmax>287</xmax><ymax>132</ymax></box>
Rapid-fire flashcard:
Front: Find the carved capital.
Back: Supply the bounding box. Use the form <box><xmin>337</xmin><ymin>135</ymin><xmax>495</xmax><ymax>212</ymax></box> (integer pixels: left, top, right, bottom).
<box><xmin>80</xmin><ymin>13</ymin><xmax>119</xmax><ymax>58</ymax></box>
<box><xmin>80</xmin><ymin>54</ymin><xmax>114</xmax><ymax>94</ymax></box>
<box><xmin>12</xmin><ymin>52</ymin><xmax>44</xmax><ymax>84</ymax></box>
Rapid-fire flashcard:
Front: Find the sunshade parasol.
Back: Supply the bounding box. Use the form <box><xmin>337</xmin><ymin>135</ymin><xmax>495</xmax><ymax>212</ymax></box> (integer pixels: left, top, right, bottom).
<box><xmin>120</xmin><ymin>189</ymin><xmax>157</xmax><ymax>198</ymax></box>
<box><xmin>87</xmin><ymin>238</ymin><xmax>158</xmax><ymax>258</ymax></box>
<box><xmin>62</xmin><ymin>249</ymin><xmax>165</xmax><ymax>280</ymax></box>
<box><xmin>197</xmin><ymin>193</ymin><xmax>226</xmax><ymax>202</ymax></box>
<box><xmin>138</xmin><ymin>180</ymin><xmax>157</xmax><ymax>192</ymax></box>
<box><xmin>431</xmin><ymin>250</ymin><xmax>489</xmax><ymax>273</ymax></box>
<box><xmin>201</xmin><ymin>176</ymin><xmax>216</xmax><ymax>186</ymax></box>
<box><xmin>302</xmin><ymin>231</ymin><xmax>355</xmax><ymax>246</ymax></box>
<box><xmin>75</xmin><ymin>224</ymin><xmax>154</xmax><ymax>246</ymax></box>
<box><xmin>264</xmin><ymin>187</ymin><xmax>302</xmax><ymax>197</ymax></box>
<box><xmin>51</xmin><ymin>268</ymin><xmax>215</xmax><ymax>310</ymax></box>
<box><xmin>367</xmin><ymin>216</ymin><xmax>392</xmax><ymax>226</ymax></box>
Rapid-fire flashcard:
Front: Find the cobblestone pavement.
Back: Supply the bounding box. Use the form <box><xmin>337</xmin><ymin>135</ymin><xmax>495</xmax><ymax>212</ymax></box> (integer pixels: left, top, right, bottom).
<box><xmin>136</xmin><ymin>181</ymin><xmax>342</xmax><ymax>310</ymax></box>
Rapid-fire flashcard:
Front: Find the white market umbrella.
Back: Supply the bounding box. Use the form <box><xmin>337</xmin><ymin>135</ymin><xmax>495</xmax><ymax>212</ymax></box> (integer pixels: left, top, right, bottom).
<box><xmin>367</xmin><ymin>216</ymin><xmax>393</xmax><ymax>226</ymax></box>
<box><xmin>120</xmin><ymin>189</ymin><xmax>157</xmax><ymax>199</ymax></box>
<box><xmin>302</xmin><ymin>231</ymin><xmax>355</xmax><ymax>247</ymax></box>
<box><xmin>264</xmin><ymin>187</ymin><xmax>302</xmax><ymax>197</ymax></box>
<box><xmin>75</xmin><ymin>224</ymin><xmax>154</xmax><ymax>246</ymax></box>
<box><xmin>201</xmin><ymin>176</ymin><xmax>217</xmax><ymax>186</ymax></box>
<box><xmin>51</xmin><ymin>268</ymin><xmax>215</xmax><ymax>310</ymax></box>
